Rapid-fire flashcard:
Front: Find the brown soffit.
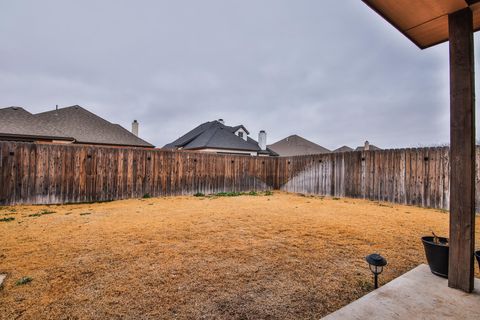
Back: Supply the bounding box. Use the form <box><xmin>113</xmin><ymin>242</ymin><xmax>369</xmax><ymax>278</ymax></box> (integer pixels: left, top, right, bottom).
<box><xmin>362</xmin><ymin>0</ymin><xmax>480</xmax><ymax>49</ymax></box>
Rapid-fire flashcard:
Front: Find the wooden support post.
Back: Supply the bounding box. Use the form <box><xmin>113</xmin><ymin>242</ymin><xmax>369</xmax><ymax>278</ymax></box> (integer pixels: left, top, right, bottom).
<box><xmin>448</xmin><ymin>8</ymin><xmax>475</xmax><ymax>293</ymax></box>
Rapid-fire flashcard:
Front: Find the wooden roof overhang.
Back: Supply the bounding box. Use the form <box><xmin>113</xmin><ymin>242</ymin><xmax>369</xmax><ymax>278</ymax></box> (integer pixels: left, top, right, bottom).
<box><xmin>362</xmin><ymin>0</ymin><xmax>478</xmax><ymax>293</ymax></box>
<box><xmin>362</xmin><ymin>0</ymin><xmax>480</xmax><ymax>49</ymax></box>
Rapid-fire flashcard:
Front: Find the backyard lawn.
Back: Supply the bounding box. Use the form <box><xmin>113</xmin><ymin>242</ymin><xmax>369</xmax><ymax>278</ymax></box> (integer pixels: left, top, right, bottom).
<box><xmin>1</xmin><ymin>192</ymin><xmax>479</xmax><ymax>319</ymax></box>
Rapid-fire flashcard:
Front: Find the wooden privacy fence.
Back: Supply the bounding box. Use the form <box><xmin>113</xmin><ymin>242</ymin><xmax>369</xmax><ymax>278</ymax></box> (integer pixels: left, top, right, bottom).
<box><xmin>0</xmin><ymin>142</ymin><xmax>277</xmax><ymax>205</ymax></box>
<box><xmin>280</xmin><ymin>148</ymin><xmax>457</xmax><ymax>210</ymax></box>
<box><xmin>1</xmin><ymin>141</ymin><xmax>480</xmax><ymax>210</ymax></box>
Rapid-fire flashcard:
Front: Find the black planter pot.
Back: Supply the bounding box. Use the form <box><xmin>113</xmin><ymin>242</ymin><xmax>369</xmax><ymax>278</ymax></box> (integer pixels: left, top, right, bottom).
<box><xmin>475</xmin><ymin>251</ymin><xmax>480</xmax><ymax>270</ymax></box>
<box><xmin>422</xmin><ymin>236</ymin><xmax>449</xmax><ymax>278</ymax></box>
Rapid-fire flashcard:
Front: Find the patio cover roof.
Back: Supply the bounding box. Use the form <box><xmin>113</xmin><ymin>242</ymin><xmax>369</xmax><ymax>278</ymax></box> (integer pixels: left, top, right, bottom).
<box><xmin>362</xmin><ymin>0</ymin><xmax>480</xmax><ymax>49</ymax></box>
<box><xmin>362</xmin><ymin>0</ymin><xmax>478</xmax><ymax>293</ymax></box>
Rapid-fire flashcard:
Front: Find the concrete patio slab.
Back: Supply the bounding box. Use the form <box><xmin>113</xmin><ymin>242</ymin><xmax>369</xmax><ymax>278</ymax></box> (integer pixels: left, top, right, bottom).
<box><xmin>322</xmin><ymin>264</ymin><xmax>480</xmax><ymax>320</ymax></box>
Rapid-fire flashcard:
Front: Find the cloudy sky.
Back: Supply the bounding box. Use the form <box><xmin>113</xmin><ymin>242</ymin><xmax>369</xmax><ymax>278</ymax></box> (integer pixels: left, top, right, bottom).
<box><xmin>1</xmin><ymin>0</ymin><xmax>479</xmax><ymax>150</ymax></box>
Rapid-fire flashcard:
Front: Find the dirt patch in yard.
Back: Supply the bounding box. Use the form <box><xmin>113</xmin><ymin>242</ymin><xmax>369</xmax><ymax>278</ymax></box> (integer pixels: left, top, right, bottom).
<box><xmin>1</xmin><ymin>193</ymin><xmax>479</xmax><ymax>319</ymax></box>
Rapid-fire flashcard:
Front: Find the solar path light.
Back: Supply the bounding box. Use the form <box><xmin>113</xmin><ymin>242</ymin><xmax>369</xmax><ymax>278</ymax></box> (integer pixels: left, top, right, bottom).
<box><xmin>366</xmin><ymin>253</ymin><xmax>387</xmax><ymax>289</ymax></box>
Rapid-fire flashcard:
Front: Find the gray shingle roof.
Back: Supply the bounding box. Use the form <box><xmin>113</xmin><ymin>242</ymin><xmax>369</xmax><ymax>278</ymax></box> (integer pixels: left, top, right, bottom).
<box><xmin>34</xmin><ymin>106</ymin><xmax>154</xmax><ymax>147</ymax></box>
<box><xmin>355</xmin><ymin>144</ymin><xmax>381</xmax><ymax>151</ymax></box>
<box><xmin>163</xmin><ymin>120</ymin><xmax>278</xmax><ymax>156</ymax></box>
<box><xmin>268</xmin><ymin>135</ymin><xmax>330</xmax><ymax>156</ymax></box>
<box><xmin>0</xmin><ymin>105</ymin><xmax>154</xmax><ymax>147</ymax></box>
<box><xmin>333</xmin><ymin>146</ymin><xmax>354</xmax><ymax>152</ymax></box>
<box><xmin>0</xmin><ymin>107</ymin><xmax>72</xmax><ymax>140</ymax></box>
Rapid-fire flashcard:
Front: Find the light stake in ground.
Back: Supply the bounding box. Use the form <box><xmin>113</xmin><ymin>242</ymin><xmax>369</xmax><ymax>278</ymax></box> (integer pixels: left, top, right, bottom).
<box><xmin>366</xmin><ymin>253</ymin><xmax>387</xmax><ymax>289</ymax></box>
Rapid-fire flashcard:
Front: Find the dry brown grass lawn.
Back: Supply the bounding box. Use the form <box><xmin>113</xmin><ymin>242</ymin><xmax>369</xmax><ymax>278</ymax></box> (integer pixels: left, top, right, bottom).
<box><xmin>1</xmin><ymin>192</ymin><xmax>479</xmax><ymax>319</ymax></box>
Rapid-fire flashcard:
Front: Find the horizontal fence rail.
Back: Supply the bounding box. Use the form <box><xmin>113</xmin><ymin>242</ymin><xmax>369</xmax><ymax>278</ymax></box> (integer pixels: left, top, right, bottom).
<box><xmin>1</xmin><ymin>141</ymin><xmax>479</xmax><ymax>210</ymax></box>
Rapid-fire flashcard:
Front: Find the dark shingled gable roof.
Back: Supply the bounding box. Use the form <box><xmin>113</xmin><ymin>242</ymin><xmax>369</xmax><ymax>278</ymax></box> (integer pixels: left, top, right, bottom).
<box><xmin>0</xmin><ymin>105</ymin><xmax>154</xmax><ymax>147</ymax></box>
<box><xmin>163</xmin><ymin>120</ymin><xmax>278</xmax><ymax>156</ymax></box>
<box><xmin>268</xmin><ymin>135</ymin><xmax>330</xmax><ymax>156</ymax></box>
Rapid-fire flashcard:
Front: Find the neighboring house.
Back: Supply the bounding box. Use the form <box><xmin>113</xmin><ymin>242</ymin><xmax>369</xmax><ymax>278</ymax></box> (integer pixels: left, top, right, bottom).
<box><xmin>355</xmin><ymin>141</ymin><xmax>381</xmax><ymax>151</ymax></box>
<box><xmin>163</xmin><ymin>119</ymin><xmax>278</xmax><ymax>156</ymax></box>
<box><xmin>0</xmin><ymin>105</ymin><xmax>154</xmax><ymax>148</ymax></box>
<box><xmin>334</xmin><ymin>146</ymin><xmax>354</xmax><ymax>153</ymax></box>
<box><xmin>268</xmin><ymin>134</ymin><xmax>330</xmax><ymax>156</ymax></box>
<box><xmin>333</xmin><ymin>141</ymin><xmax>381</xmax><ymax>153</ymax></box>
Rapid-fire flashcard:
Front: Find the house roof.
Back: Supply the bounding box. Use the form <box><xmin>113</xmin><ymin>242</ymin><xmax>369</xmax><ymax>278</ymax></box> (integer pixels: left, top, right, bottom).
<box><xmin>163</xmin><ymin>120</ymin><xmax>278</xmax><ymax>156</ymax></box>
<box><xmin>34</xmin><ymin>106</ymin><xmax>154</xmax><ymax>147</ymax></box>
<box><xmin>355</xmin><ymin>144</ymin><xmax>382</xmax><ymax>151</ymax></box>
<box><xmin>362</xmin><ymin>0</ymin><xmax>480</xmax><ymax>49</ymax></box>
<box><xmin>230</xmin><ymin>125</ymin><xmax>250</xmax><ymax>135</ymax></box>
<box><xmin>268</xmin><ymin>135</ymin><xmax>330</xmax><ymax>156</ymax></box>
<box><xmin>0</xmin><ymin>105</ymin><xmax>154</xmax><ymax>147</ymax></box>
<box><xmin>0</xmin><ymin>107</ymin><xmax>73</xmax><ymax>141</ymax></box>
<box><xmin>333</xmin><ymin>146</ymin><xmax>354</xmax><ymax>153</ymax></box>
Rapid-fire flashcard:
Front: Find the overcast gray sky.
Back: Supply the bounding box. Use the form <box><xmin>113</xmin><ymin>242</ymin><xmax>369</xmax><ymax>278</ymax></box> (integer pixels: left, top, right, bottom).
<box><xmin>1</xmin><ymin>0</ymin><xmax>479</xmax><ymax>150</ymax></box>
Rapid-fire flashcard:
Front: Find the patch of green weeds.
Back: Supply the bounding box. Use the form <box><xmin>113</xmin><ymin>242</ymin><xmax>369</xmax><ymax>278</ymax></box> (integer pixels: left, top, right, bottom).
<box><xmin>28</xmin><ymin>210</ymin><xmax>55</xmax><ymax>217</ymax></box>
<box><xmin>207</xmin><ymin>190</ymin><xmax>271</xmax><ymax>198</ymax></box>
<box><xmin>194</xmin><ymin>192</ymin><xmax>205</xmax><ymax>197</ymax></box>
<box><xmin>28</xmin><ymin>213</ymin><xmax>41</xmax><ymax>217</ymax></box>
<box><xmin>80</xmin><ymin>212</ymin><xmax>91</xmax><ymax>216</ymax></box>
<box><xmin>0</xmin><ymin>217</ymin><xmax>15</xmax><ymax>222</ymax></box>
<box><xmin>16</xmin><ymin>276</ymin><xmax>33</xmax><ymax>286</ymax></box>
<box><xmin>142</xmin><ymin>193</ymin><xmax>152</xmax><ymax>199</ymax></box>
<box><xmin>215</xmin><ymin>192</ymin><xmax>243</xmax><ymax>197</ymax></box>
<box><xmin>332</xmin><ymin>197</ymin><xmax>341</xmax><ymax>200</ymax></box>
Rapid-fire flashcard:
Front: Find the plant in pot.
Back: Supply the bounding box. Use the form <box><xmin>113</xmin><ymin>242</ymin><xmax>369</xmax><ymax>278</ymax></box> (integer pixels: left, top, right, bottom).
<box><xmin>422</xmin><ymin>232</ymin><xmax>449</xmax><ymax>278</ymax></box>
<box><xmin>475</xmin><ymin>250</ymin><xmax>480</xmax><ymax>270</ymax></box>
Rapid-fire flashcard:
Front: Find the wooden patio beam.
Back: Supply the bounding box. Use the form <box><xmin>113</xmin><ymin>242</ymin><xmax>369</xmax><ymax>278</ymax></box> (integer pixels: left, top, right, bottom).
<box><xmin>448</xmin><ymin>7</ymin><xmax>476</xmax><ymax>293</ymax></box>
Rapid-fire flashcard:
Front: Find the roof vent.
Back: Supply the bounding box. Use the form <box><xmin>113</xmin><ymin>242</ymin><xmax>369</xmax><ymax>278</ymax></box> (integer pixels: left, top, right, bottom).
<box><xmin>218</xmin><ymin>119</ymin><xmax>225</xmax><ymax>125</ymax></box>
